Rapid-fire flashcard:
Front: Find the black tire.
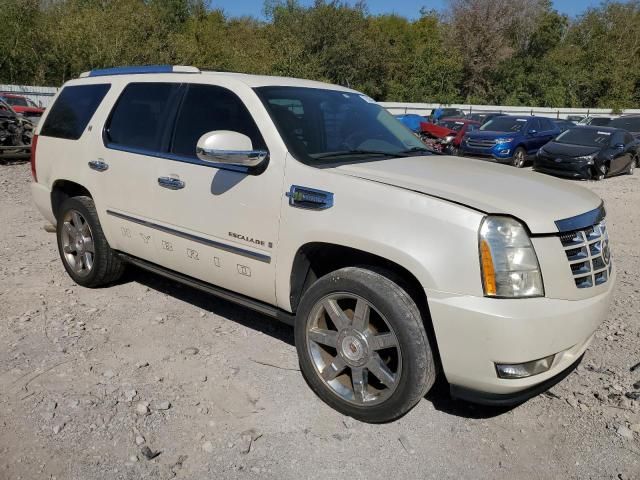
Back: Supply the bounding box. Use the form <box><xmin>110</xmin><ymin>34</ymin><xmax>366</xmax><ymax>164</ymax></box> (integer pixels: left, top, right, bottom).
<box><xmin>295</xmin><ymin>267</ymin><xmax>436</xmax><ymax>423</ymax></box>
<box><xmin>56</xmin><ymin>196</ymin><xmax>125</xmax><ymax>287</ymax></box>
<box><xmin>594</xmin><ymin>164</ymin><xmax>608</xmax><ymax>181</ymax></box>
<box><xmin>512</xmin><ymin>147</ymin><xmax>527</xmax><ymax>168</ymax></box>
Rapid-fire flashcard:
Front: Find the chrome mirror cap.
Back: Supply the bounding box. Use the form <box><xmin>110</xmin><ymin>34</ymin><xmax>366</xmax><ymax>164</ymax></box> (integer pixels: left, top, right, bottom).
<box><xmin>196</xmin><ymin>130</ymin><xmax>268</xmax><ymax>168</ymax></box>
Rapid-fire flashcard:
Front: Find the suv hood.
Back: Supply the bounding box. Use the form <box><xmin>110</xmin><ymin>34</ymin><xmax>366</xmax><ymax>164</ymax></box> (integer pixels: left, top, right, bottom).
<box><xmin>334</xmin><ymin>156</ymin><xmax>602</xmax><ymax>234</ymax></box>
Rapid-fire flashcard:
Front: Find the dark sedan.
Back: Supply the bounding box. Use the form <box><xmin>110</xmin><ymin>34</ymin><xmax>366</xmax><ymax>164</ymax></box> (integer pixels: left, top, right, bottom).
<box><xmin>609</xmin><ymin>115</ymin><xmax>640</xmax><ymax>139</ymax></box>
<box><xmin>534</xmin><ymin>126</ymin><xmax>638</xmax><ymax>180</ymax></box>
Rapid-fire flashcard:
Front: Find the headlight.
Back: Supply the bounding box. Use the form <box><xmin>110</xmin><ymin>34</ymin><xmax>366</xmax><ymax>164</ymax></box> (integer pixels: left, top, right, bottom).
<box><xmin>442</xmin><ymin>135</ymin><xmax>456</xmax><ymax>144</ymax></box>
<box><xmin>576</xmin><ymin>154</ymin><xmax>596</xmax><ymax>164</ymax></box>
<box><xmin>495</xmin><ymin>137</ymin><xmax>514</xmax><ymax>144</ymax></box>
<box><xmin>479</xmin><ymin>216</ymin><xmax>544</xmax><ymax>298</ymax></box>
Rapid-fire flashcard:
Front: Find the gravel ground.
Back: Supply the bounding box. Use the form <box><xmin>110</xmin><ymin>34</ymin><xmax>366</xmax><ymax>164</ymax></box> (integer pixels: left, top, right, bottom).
<box><xmin>1</xmin><ymin>161</ymin><xmax>639</xmax><ymax>480</ymax></box>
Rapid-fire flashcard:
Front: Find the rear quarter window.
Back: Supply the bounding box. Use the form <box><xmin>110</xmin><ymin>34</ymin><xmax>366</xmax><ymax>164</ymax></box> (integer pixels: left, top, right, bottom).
<box><xmin>40</xmin><ymin>84</ymin><xmax>110</xmax><ymax>140</ymax></box>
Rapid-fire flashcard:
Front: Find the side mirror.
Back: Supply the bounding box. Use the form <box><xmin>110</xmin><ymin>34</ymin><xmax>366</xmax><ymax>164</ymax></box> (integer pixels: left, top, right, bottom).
<box><xmin>614</xmin><ymin>143</ymin><xmax>625</xmax><ymax>150</ymax></box>
<box><xmin>196</xmin><ymin>131</ymin><xmax>268</xmax><ymax>168</ymax></box>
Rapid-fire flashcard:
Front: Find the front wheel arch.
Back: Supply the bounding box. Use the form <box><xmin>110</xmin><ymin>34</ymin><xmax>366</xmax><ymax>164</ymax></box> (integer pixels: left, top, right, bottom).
<box><xmin>288</xmin><ymin>242</ymin><xmax>442</xmax><ymax>371</ymax></box>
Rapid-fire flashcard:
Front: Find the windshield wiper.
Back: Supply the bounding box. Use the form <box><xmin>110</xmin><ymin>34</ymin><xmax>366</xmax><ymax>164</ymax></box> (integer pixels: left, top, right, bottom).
<box><xmin>313</xmin><ymin>149</ymin><xmax>409</xmax><ymax>160</ymax></box>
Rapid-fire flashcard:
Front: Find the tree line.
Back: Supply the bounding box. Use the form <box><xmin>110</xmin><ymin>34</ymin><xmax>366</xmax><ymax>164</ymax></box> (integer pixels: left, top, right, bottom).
<box><xmin>1</xmin><ymin>0</ymin><xmax>639</xmax><ymax>109</ymax></box>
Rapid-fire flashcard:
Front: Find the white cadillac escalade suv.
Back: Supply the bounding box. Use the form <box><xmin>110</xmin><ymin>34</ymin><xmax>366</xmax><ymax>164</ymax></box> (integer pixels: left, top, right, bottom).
<box><xmin>30</xmin><ymin>65</ymin><xmax>614</xmax><ymax>422</ymax></box>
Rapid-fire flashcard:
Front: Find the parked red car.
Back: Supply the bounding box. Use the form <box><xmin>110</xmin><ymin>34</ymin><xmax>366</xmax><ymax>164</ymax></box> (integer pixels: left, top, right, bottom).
<box><xmin>0</xmin><ymin>93</ymin><xmax>45</xmax><ymax>122</ymax></box>
<box><xmin>419</xmin><ymin>117</ymin><xmax>481</xmax><ymax>155</ymax></box>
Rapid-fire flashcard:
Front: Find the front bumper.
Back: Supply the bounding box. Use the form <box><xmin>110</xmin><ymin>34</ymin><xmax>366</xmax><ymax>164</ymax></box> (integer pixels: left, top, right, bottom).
<box><xmin>460</xmin><ymin>143</ymin><xmax>514</xmax><ymax>162</ymax></box>
<box><xmin>534</xmin><ymin>156</ymin><xmax>593</xmax><ymax>179</ymax></box>
<box><xmin>427</xmin><ymin>274</ymin><xmax>614</xmax><ymax>400</ymax></box>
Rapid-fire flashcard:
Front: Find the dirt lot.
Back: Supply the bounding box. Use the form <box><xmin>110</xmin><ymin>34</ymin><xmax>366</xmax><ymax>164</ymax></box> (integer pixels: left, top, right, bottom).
<box><xmin>1</xmin><ymin>160</ymin><xmax>639</xmax><ymax>480</ymax></box>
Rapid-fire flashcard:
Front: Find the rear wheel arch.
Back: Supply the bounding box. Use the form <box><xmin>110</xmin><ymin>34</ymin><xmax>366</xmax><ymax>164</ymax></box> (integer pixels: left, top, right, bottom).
<box><xmin>51</xmin><ymin>180</ymin><xmax>93</xmax><ymax>221</ymax></box>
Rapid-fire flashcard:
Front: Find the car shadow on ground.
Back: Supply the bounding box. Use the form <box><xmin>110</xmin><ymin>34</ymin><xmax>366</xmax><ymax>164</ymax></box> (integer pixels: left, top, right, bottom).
<box><xmin>124</xmin><ymin>266</ymin><xmax>295</xmax><ymax>346</ymax></box>
<box><xmin>123</xmin><ymin>265</ymin><xmax>520</xmax><ymax>421</ymax></box>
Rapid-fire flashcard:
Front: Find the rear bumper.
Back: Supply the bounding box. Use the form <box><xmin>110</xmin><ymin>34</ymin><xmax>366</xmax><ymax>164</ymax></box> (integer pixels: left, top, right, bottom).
<box><xmin>427</xmin><ymin>274</ymin><xmax>614</xmax><ymax>399</ymax></box>
<box><xmin>30</xmin><ymin>182</ymin><xmax>55</xmax><ymax>225</ymax></box>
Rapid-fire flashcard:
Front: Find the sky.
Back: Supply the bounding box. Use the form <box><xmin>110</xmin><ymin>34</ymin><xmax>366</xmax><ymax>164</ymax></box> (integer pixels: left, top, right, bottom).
<box><xmin>214</xmin><ymin>0</ymin><xmax>610</xmax><ymax>20</ymax></box>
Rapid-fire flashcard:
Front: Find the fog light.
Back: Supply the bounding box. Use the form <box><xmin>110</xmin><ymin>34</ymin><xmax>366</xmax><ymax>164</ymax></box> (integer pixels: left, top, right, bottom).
<box><xmin>495</xmin><ymin>354</ymin><xmax>555</xmax><ymax>379</ymax></box>
<box><xmin>499</xmin><ymin>149</ymin><xmax>510</xmax><ymax>155</ymax></box>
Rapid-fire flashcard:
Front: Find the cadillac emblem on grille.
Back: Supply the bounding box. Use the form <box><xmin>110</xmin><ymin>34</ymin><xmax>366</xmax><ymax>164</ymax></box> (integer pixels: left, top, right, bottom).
<box><xmin>559</xmin><ymin>220</ymin><xmax>612</xmax><ymax>289</ymax></box>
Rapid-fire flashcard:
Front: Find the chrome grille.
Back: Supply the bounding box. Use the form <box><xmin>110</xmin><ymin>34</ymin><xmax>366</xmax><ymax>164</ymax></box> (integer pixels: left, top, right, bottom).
<box><xmin>466</xmin><ymin>138</ymin><xmax>497</xmax><ymax>149</ymax></box>
<box><xmin>559</xmin><ymin>220</ymin><xmax>611</xmax><ymax>288</ymax></box>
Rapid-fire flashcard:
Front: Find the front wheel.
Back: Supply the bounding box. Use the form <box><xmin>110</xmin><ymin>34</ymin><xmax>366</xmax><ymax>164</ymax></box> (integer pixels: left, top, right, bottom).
<box><xmin>295</xmin><ymin>267</ymin><xmax>436</xmax><ymax>423</ymax></box>
<box><xmin>594</xmin><ymin>164</ymin><xmax>608</xmax><ymax>181</ymax></box>
<box><xmin>512</xmin><ymin>147</ymin><xmax>527</xmax><ymax>168</ymax></box>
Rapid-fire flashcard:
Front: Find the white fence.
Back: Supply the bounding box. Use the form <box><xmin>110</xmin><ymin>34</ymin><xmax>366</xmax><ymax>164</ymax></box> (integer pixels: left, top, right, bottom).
<box><xmin>379</xmin><ymin>102</ymin><xmax>640</xmax><ymax>119</ymax></box>
<box><xmin>0</xmin><ymin>85</ymin><xmax>58</xmax><ymax>108</ymax></box>
<box><xmin>2</xmin><ymin>84</ymin><xmax>638</xmax><ymax>120</ymax></box>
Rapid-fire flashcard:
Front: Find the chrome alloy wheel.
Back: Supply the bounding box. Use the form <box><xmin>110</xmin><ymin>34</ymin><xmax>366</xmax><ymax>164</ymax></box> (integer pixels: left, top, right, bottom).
<box><xmin>513</xmin><ymin>149</ymin><xmax>526</xmax><ymax>168</ymax></box>
<box><xmin>305</xmin><ymin>293</ymin><xmax>402</xmax><ymax>406</ymax></box>
<box><xmin>60</xmin><ymin>209</ymin><xmax>95</xmax><ymax>277</ymax></box>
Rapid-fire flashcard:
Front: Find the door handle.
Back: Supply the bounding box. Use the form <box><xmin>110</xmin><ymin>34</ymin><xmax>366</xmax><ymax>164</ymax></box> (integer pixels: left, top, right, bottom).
<box><xmin>157</xmin><ymin>176</ymin><xmax>185</xmax><ymax>190</ymax></box>
<box><xmin>88</xmin><ymin>160</ymin><xmax>109</xmax><ymax>172</ymax></box>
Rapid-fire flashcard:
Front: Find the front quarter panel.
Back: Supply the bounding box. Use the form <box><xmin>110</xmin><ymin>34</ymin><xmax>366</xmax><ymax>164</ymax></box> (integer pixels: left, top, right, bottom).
<box><xmin>275</xmin><ymin>156</ymin><xmax>485</xmax><ymax>312</ymax></box>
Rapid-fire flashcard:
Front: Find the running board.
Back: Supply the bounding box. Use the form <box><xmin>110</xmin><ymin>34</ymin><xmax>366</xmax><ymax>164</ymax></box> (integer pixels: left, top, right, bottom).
<box><xmin>118</xmin><ymin>253</ymin><xmax>295</xmax><ymax>326</ymax></box>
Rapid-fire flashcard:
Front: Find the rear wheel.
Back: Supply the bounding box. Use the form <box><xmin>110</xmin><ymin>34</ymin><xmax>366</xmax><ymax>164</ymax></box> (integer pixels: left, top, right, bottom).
<box><xmin>295</xmin><ymin>267</ymin><xmax>436</xmax><ymax>423</ymax></box>
<box><xmin>512</xmin><ymin>147</ymin><xmax>527</xmax><ymax>168</ymax></box>
<box><xmin>56</xmin><ymin>196</ymin><xmax>125</xmax><ymax>287</ymax></box>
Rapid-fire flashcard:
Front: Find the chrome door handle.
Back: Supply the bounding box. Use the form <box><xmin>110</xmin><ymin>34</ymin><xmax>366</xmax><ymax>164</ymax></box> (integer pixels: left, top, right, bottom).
<box><xmin>157</xmin><ymin>176</ymin><xmax>185</xmax><ymax>190</ymax></box>
<box><xmin>88</xmin><ymin>160</ymin><xmax>109</xmax><ymax>172</ymax></box>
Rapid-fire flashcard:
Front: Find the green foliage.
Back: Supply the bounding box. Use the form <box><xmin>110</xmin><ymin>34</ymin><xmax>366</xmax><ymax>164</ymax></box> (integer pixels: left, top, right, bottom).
<box><xmin>1</xmin><ymin>0</ymin><xmax>638</xmax><ymax>108</ymax></box>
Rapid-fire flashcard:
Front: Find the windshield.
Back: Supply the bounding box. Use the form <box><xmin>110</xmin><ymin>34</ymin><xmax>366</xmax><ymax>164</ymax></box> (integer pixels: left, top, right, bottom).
<box><xmin>439</xmin><ymin>120</ymin><xmax>465</xmax><ymax>132</ymax></box>
<box><xmin>254</xmin><ymin>86</ymin><xmax>429</xmax><ymax>165</ymax></box>
<box><xmin>480</xmin><ymin>117</ymin><xmax>527</xmax><ymax>133</ymax></box>
<box><xmin>609</xmin><ymin>116</ymin><xmax>640</xmax><ymax>132</ymax></box>
<box><xmin>3</xmin><ymin>96</ymin><xmax>28</xmax><ymax>107</ymax></box>
<box><xmin>554</xmin><ymin>128</ymin><xmax>612</xmax><ymax>147</ymax></box>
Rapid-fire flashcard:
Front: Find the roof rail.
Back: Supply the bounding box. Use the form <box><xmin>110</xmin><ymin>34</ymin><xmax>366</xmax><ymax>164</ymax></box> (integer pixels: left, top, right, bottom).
<box><xmin>79</xmin><ymin>65</ymin><xmax>200</xmax><ymax>78</ymax></box>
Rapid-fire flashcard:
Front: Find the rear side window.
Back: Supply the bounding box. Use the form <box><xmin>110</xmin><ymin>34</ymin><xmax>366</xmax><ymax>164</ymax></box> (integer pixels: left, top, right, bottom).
<box><xmin>40</xmin><ymin>84</ymin><xmax>110</xmax><ymax>140</ymax></box>
<box><xmin>171</xmin><ymin>84</ymin><xmax>266</xmax><ymax>157</ymax></box>
<box><xmin>106</xmin><ymin>83</ymin><xmax>181</xmax><ymax>151</ymax></box>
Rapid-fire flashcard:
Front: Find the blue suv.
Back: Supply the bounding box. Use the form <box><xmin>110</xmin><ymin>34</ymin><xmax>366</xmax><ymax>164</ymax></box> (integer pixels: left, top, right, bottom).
<box><xmin>460</xmin><ymin>116</ymin><xmax>561</xmax><ymax>167</ymax></box>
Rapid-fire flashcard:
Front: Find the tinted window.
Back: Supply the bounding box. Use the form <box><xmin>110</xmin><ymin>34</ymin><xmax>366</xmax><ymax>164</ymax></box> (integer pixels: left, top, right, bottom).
<box><xmin>529</xmin><ymin>118</ymin><xmax>541</xmax><ymax>132</ymax></box>
<box><xmin>624</xmin><ymin>133</ymin><xmax>634</xmax><ymax>144</ymax></box>
<box><xmin>40</xmin><ymin>84</ymin><xmax>110</xmax><ymax>140</ymax></box>
<box><xmin>609</xmin><ymin>116</ymin><xmax>640</xmax><ymax>132</ymax></box>
<box><xmin>589</xmin><ymin>117</ymin><xmax>611</xmax><ymax>126</ymax></box>
<box><xmin>611</xmin><ymin>132</ymin><xmax>625</xmax><ymax>146</ymax></box>
<box><xmin>106</xmin><ymin>83</ymin><xmax>181</xmax><ymax>151</ymax></box>
<box><xmin>171</xmin><ymin>84</ymin><xmax>266</xmax><ymax>157</ymax></box>
<box><xmin>541</xmin><ymin>118</ymin><xmax>555</xmax><ymax>130</ymax></box>
<box><xmin>480</xmin><ymin>117</ymin><xmax>527</xmax><ymax>132</ymax></box>
<box><xmin>554</xmin><ymin>128</ymin><xmax>612</xmax><ymax>147</ymax></box>
<box><xmin>255</xmin><ymin>86</ymin><xmax>428</xmax><ymax>165</ymax></box>
<box><xmin>5</xmin><ymin>96</ymin><xmax>28</xmax><ymax>107</ymax></box>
